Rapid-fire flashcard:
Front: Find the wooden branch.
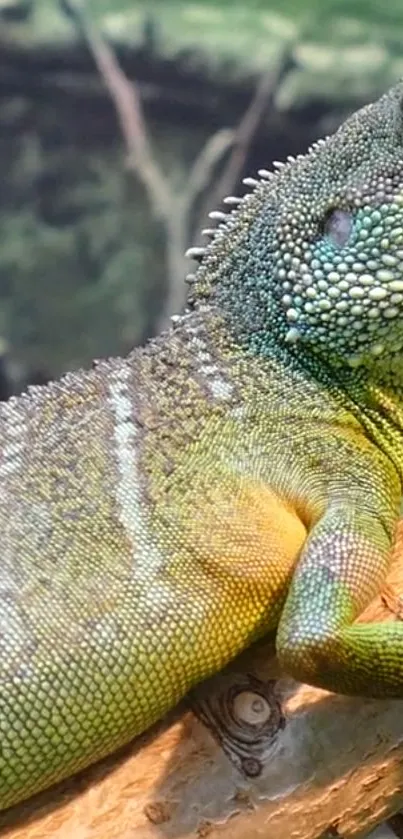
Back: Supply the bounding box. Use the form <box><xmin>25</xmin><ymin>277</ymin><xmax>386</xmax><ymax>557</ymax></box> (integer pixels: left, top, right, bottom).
<box><xmin>60</xmin><ymin>0</ymin><xmax>171</xmax><ymax>221</ymax></box>
<box><xmin>3</xmin><ymin>523</ymin><xmax>403</xmax><ymax>839</ymax></box>
<box><xmin>60</xmin><ymin>0</ymin><xmax>240</xmax><ymax>330</ymax></box>
<box><xmin>193</xmin><ymin>43</ymin><xmax>295</xmax><ymax>246</ymax></box>
<box><xmin>182</xmin><ymin>129</ymin><xmax>235</xmax><ymax>215</ymax></box>
<box><xmin>213</xmin><ymin>66</ymin><xmax>282</xmax><ymax>202</ymax></box>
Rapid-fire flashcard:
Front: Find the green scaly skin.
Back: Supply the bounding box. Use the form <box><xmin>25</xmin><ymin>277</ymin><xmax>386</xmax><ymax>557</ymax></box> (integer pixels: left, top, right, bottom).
<box><xmin>2</xmin><ymin>82</ymin><xmax>403</xmax><ymax>810</ymax></box>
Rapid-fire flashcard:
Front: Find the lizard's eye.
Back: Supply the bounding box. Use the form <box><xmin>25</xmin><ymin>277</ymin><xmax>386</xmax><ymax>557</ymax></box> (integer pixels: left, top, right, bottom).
<box><xmin>322</xmin><ymin>208</ymin><xmax>353</xmax><ymax>248</ymax></box>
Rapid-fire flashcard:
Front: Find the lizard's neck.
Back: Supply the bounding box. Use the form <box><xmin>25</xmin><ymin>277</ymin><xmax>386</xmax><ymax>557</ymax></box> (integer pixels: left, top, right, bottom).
<box><xmin>186</xmin><ymin>298</ymin><xmax>403</xmax><ymax>482</ymax></box>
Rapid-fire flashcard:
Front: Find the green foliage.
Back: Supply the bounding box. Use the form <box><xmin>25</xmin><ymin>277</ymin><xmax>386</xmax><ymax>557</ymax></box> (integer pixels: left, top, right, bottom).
<box><xmin>30</xmin><ymin>0</ymin><xmax>403</xmax><ymax>102</ymax></box>
<box><xmin>0</xmin><ymin>132</ymin><xmax>164</xmax><ymax>378</ymax></box>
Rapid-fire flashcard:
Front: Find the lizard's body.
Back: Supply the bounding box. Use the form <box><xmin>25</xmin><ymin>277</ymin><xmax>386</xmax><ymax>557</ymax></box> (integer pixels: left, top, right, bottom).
<box><xmin>3</xmin><ymin>82</ymin><xmax>403</xmax><ymax>809</ymax></box>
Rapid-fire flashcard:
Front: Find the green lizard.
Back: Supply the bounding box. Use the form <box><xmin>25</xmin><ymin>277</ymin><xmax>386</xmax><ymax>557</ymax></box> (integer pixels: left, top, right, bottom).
<box><xmin>2</xmin><ymin>81</ymin><xmax>403</xmax><ymax>811</ymax></box>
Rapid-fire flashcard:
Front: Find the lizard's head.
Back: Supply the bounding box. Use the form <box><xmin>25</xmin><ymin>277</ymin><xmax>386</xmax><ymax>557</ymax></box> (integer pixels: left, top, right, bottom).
<box><xmin>190</xmin><ymin>80</ymin><xmax>403</xmax><ymax>371</ymax></box>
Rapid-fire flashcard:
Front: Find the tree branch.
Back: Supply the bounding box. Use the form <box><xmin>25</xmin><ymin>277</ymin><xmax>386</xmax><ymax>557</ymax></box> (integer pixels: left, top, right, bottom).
<box><xmin>194</xmin><ymin>43</ymin><xmax>296</xmax><ymax>244</ymax></box>
<box><xmin>182</xmin><ymin>128</ymin><xmax>235</xmax><ymax>215</ymax></box>
<box><xmin>63</xmin><ymin>0</ymin><xmax>171</xmax><ymax>219</ymax></box>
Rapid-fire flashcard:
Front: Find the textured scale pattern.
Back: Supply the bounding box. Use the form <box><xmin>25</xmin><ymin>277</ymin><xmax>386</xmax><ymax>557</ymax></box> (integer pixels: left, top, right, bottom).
<box><xmin>3</xmin><ymin>82</ymin><xmax>403</xmax><ymax>809</ymax></box>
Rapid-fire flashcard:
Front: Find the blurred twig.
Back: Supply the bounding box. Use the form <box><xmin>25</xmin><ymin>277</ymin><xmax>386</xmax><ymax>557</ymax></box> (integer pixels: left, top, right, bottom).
<box><xmin>60</xmin><ymin>0</ymin><xmax>294</xmax><ymax>331</ymax></box>
<box><xmin>195</xmin><ymin>46</ymin><xmax>295</xmax><ymax>240</ymax></box>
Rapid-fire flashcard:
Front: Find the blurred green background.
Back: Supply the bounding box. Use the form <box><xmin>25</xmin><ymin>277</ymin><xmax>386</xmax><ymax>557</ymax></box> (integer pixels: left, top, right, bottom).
<box><xmin>0</xmin><ymin>0</ymin><xmax>402</xmax><ymax>394</ymax></box>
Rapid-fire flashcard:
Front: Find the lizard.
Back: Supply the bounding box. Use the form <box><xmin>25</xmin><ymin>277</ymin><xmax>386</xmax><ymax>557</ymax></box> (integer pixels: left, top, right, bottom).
<box><xmin>2</xmin><ymin>80</ymin><xmax>403</xmax><ymax>812</ymax></box>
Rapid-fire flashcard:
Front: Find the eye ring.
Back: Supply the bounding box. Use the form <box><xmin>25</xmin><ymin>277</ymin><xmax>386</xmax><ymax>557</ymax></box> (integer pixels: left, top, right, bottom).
<box><xmin>321</xmin><ymin>208</ymin><xmax>353</xmax><ymax>248</ymax></box>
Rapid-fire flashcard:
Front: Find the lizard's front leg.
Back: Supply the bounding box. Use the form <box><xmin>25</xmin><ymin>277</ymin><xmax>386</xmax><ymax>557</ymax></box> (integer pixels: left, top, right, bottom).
<box><xmin>276</xmin><ymin>433</ymin><xmax>403</xmax><ymax>697</ymax></box>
